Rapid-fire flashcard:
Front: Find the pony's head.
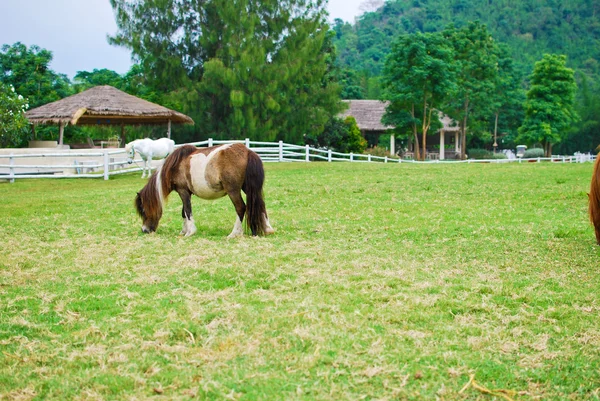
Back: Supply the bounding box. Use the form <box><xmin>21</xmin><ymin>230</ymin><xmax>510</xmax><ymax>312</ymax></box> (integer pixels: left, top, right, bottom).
<box><xmin>125</xmin><ymin>141</ymin><xmax>136</xmax><ymax>164</ymax></box>
<box><xmin>134</xmin><ymin>174</ymin><xmax>163</xmax><ymax>233</ymax></box>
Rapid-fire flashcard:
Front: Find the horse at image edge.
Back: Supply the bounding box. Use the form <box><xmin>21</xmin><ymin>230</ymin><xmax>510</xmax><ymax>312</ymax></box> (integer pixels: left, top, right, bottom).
<box><xmin>589</xmin><ymin>155</ymin><xmax>600</xmax><ymax>244</ymax></box>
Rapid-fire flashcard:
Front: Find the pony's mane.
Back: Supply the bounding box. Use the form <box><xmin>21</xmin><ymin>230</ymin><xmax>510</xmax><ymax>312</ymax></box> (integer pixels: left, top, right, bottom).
<box><xmin>160</xmin><ymin>145</ymin><xmax>198</xmax><ymax>197</ymax></box>
<box><xmin>589</xmin><ymin>155</ymin><xmax>600</xmax><ymax>244</ymax></box>
<box><xmin>135</xmin><ymin>172</ymin><xmax>161</xmax><ymax>220</ymax></box>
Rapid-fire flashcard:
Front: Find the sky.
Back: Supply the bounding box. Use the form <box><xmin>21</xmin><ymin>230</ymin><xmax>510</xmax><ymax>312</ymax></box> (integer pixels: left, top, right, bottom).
<box><xmin>0</xmin><ymin>0</ymin><xmax>365</xmax><ymax>79</ymax></box>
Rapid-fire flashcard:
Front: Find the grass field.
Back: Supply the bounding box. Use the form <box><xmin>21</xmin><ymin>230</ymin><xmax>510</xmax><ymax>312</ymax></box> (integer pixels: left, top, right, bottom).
<box><xmin>1</xmin><ymin>161</ymin><xmax>599</xmax><ymax>400</ymax></box>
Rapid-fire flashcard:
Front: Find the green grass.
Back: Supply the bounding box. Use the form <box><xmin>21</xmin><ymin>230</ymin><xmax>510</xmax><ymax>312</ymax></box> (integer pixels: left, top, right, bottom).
<box><xmin>1</xmin><ymin>162</ymin><xmax>599</xmax><ymax>400</ymax></box>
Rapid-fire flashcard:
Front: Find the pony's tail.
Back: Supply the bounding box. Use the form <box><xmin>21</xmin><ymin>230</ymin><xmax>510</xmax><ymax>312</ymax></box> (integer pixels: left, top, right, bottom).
<box><xmin>244</xmin><ymin>150</ymin><xmax>267</xmax><ymax>236</ymax></box>
<box><xmin>589</xmin><ymin>155</ymin><xmax>600</xmax><ymax>244</ymax></box>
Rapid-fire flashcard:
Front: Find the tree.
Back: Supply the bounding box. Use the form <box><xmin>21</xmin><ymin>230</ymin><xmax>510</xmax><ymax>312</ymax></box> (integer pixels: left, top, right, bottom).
<box><xmin>442</xmin><ymin>22</ymin><xmax>499</xmax><ymax>159</ymax></box>
<box><xmin>304</xmin><ymin>116</ymin><xmax>367</xmax><ymax>153</ymax></box>
<box><xmin>0</xmin><ymin>42</ymin><xmax>72</xmax><ymax>109</ymax></box>
<box><xmin>0</xmin><ymin>83</ymin><xmax>29</xmax><ymax>147</ymax></box>
<box><xmin>381</xmin><ymin>31</ymin><xmax>455</xmax><ymax>161</ymax></box>
<box><xmin>488</xmin><ymin>44</ymin><xmax>525</xmax><ymax>152</ymax></box>
<box><xmin>109</xmin><ymin>0</ymin><xmax>343</xmax><ymax>143</ymax></box>
<box><xmin>518</xmin><ymin>54</ymin><xmax>578</xmax><ymax>156</ymax></box>
<box><xmin>73</xmin><ymin>69</ymin><xmax>124</xmax><ymax>92</ymax></box>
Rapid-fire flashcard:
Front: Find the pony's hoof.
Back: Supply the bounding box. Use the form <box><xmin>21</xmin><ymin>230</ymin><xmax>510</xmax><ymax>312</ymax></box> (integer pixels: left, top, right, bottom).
<box><xmin>265</xmin><ymin>228</ymin><xmax>275</xmax><ymax>235</ymax></box>
<box><xmin>227</xmin><ymin>233</ymin><xmax>242</xmax><ymax>239</ymax></box>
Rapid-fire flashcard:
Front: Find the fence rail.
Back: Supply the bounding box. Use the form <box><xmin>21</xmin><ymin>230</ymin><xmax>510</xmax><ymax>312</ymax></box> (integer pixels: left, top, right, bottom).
<box><xmin>0</xmin><ymin>139</ymin><xmax>596</xmax><ymax>183</ymax></box>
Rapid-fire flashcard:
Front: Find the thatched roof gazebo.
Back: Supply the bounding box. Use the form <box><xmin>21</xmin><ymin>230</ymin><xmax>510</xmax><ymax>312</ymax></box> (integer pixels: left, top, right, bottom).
<box><xmin>25</xmin><ymin>85</ymin><xmax>194</xmax><ymax>146</ymax></box>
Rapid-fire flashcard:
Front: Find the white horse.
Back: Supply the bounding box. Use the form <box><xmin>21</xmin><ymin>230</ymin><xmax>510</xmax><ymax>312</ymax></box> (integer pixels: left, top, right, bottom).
<box><xmin>125</xmin><ymin>138</ymin><xmax>175</xmax><ymax>178</ymax></box>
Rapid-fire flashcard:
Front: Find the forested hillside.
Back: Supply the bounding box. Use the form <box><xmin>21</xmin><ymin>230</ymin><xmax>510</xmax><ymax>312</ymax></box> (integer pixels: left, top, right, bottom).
<box><xmin>332</xmin><ymin>0</ymin><xmax>600</xmax><ymax>154</ymax></box>
<box><xmin>333</xmin><ymin>0</ymin><xmax>600</xmax><ymax>78</ymax></box>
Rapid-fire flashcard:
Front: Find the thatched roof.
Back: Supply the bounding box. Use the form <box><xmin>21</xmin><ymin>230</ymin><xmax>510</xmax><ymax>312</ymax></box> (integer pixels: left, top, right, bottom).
<box><xmin>340</xmin><ymin>100</ymin><xmax>393</xmax><ymax>131</ymax></box>
<box><xmin>25</xmin><ymin>85</ymin><xmax>194</xmax><ymax>126</ymax></box>
<box><xmin>340</xmin><ymin>100</ymin><xmax>459</xmax><ymax>132</ymax></box>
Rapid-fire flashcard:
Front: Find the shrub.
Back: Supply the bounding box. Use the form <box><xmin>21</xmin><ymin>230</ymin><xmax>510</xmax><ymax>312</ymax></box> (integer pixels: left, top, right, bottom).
<box><xmin>491</xmin><ymin>152</ymin><xmax>508</xmax><ymax>159</ymax></box>
<box><xmin>305</xmin><ymin>116</ymin><xmax>367</xmax><ymax>154</ymax></box>
<box><xmin>467</xmin><ymin>148</ymin><xmax>493</xmax><ymax>159</ymax></box>
<box><xmin>363</xmin><ymin>146</ymin><xmax>398</xmax><ymax>159</ymax></box>
<box><xmin>523</xmin><ymin>148</ymin><xmax>545</xmax><ymax>158</ymax></box>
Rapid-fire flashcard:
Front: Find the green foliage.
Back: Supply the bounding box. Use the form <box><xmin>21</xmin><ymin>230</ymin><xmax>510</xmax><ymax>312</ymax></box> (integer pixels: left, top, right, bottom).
<box><xmin>344</xmin><ymin>116</ymin><xmax>368</xmax><ymax>153</ymax></box>
<box><xmin>466</xmin><ymin>148</ymin><xmax>493</xmax><ymax>159</ymax></box>
<box><xmin>523</xmin><ymin>147</ymin><xmax>545</xmax><ymax>158</ymax></box>
<box><xmin>558</xmin><ymin>73</ymin><xmax>600</xmax><ymax>154</ymax></box>
<box><xmin>0</xmin><ymin>83</ymin><xmax>29</xmax><ymax>147</ymax></box>
<box><xmin>382</xmin><ymin>31</ymin><xmax>455</xmax><ymax>160</ymax></box>
<box><xmin>491</xmin><ymin>152</ymin><xmax>508</xmax><ymax>159</ymax></box>
<box><xmin>332</xmin><ymin>0</ymin><xmax>600</xmax><ymax>81</ymax></box>
<box><xmin>304</xmin><ymin>116</ymin><xmax>367</xmax><ymax>153</ymax></box>
<box><xmin>0</xmin><ymin>42</ymin><xmax>72</xmax><ymax>109</ymax></box>
<box><xmin>110</xmin><ymin>0</ymin><xmax>343</xmax><ymax>143</ymax></box>
<box><xmin>441</xmin><ymin>22</ymin><xmax>500</xmax><ymax>159</ymax></box>
<box><xmin>518</xmin><ymin>54</ymin><xmax>578</xmax><ymax>156</ymax></box>
<box><xmin>362</xmin><ymin>145</ymin><xmax>397</xmax><ymax>158</ymax></box>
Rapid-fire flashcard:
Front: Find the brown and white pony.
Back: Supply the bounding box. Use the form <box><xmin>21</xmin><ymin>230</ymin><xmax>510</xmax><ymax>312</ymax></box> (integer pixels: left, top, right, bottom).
<box><xmin>590</xmin><ymin>155</ymin><xmax>600</xmax><ymax>244</ymax></box>
<box><xmin>135</xmin><ymin>143</ymin><xmax>274</xmax><ymax>238</ymax></box>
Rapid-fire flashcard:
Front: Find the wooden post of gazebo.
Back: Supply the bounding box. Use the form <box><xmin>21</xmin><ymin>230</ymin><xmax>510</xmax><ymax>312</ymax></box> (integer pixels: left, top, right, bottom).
<box><xmin>167</xmin><ymin>119</ymin><xmax>172</xmax><ymax>139</ymax></box>
<box><xmin>120</xmin><ymin>123</ymin><xmax>126</xmax><ymax>148</ymax></box>
<box><xmin>58</xmin><ymin>122</ymin><xmax>65</xmax><ymax>146</ymax></box>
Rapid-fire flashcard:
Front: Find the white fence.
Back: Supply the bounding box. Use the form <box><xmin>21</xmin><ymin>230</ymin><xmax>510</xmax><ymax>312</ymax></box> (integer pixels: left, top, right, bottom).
<box><xmin>0</xmin><ymin>139</ymin><xmax>596</xmax><ymax>183</ymax></box>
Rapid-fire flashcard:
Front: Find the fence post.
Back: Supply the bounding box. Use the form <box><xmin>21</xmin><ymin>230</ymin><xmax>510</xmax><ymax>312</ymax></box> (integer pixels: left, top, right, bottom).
<box><xmin>103</xmin><ymin>150</ymin><xmax>110</xmax><ymax>180</ymax></box>
<box><xmin>399</xmin><ymin>157</ymin><xmax>402</xmax><ymax>163</ymax></box>
<box><xmin>278</xmin><ymin>140</ymin><xmax>283</xmax><ymax>162</ymax></box>
<box><xmin>245</xmin><ymin>138</ymin><xmax>250</xmax><ymax>149</ymax></box>
<box><xmin>385</xmin><ymin>156</ymin><xmax>388</xmax><ymax>163</ymax></box>
<box><xmin>368</xmin><ymin>154</ymin><xmax>371</xmax><ymax>162</ymax></box>
<box><xmin>350</xmin><ymin>153</ymin><xmax>353</xmax><ymax>162</ymax></box>
<box><xmin>208</xmin><ymin>138</ymin><xmax>213</xmax><ymax>147</ymax></box>
<box><xmin>9</xmin><ymin>153</ymin><xmax>15</xmax><ymax>183</ymax></box>
<box><xmin>328</xmin><ymin>149</ymin><xmax>332</xmax><ymax>162</ymax></box>
<box><xmin>305</xmin><ymin>145</ymin><xmax>310</xmax><ymax>162</ymax></box>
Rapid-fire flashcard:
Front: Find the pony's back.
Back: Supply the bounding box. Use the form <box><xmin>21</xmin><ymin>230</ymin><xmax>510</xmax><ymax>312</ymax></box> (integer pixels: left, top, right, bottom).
<box><xmin>590</xmin><ymin>155</ymin><xmax>600</xmax><ymax>244</ymax></box>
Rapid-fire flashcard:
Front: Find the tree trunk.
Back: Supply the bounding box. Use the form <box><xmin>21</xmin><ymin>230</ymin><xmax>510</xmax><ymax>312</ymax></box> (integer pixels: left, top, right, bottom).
<box><xmin>460</xmin><ymin>98</ymin><xmax>469</xmax><ymax>160</ymax></box>
<box><xmin>493</xmin><ymin>112</ymin><xmax>499</xmax><ymax>153</ymax></box>
<box><xmin>412</xmin><ymin>104</ymin><xmax>421</xmax><ymax>161</ymax></box>
<box><xmin>421</xmin><ymin>100</ymin><xmax>428</xmax><ymax>161</ymax></box>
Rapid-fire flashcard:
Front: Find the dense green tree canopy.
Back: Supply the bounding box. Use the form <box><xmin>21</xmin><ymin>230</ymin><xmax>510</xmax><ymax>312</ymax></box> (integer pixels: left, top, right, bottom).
<box><xmin>0</xmin><ymin>83</ymin><xmax>29</xmax><ymax>148</ymax></box>
<box><xmin>0</xmin><ymin>42</ymin><xmax>72</xmax><ymax>109</ymax></box>
<box><xmin>382</xmin><ymin>31</ymin><xmax>455</xmax><ymax>160</ymax></box>
<box><xmin>518</xmin><ymin>54</ymin><xmax>578</xmax><ymax>156</ymax></box>
<box><xmin>441</xmin><ymin>22</ymin><xmax>499</xmax><ymax>159</ymax></box>
<box><xmin>332</xmin><ymin>0</ymin><xmax>600</xmax><ymax>80</ymax></box>
<box><xmin>109</xmin><ymin>0</ymin><xmax>343</xmax><ymax>143</ymax></box>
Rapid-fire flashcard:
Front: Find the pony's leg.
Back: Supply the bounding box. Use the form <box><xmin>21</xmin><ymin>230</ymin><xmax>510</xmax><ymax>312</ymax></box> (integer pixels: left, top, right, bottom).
<box><xmin>177</xmin><ymin>190</ymin><xmax>196</xmax><ymax>237</ymax></box>
<box><xmin>263</xmin><ymin>213</ymin><xmax>275</xmax><ymax>235</ymax></box>
<box><xmin>144</xmin><ymin>157</ymin><xmax>151</xmax><ymax>178</ymax></box>
<box><xmin>226</xmin><ymin>189</ymin><xmax>246</xmax><ymax>238</ymax></box>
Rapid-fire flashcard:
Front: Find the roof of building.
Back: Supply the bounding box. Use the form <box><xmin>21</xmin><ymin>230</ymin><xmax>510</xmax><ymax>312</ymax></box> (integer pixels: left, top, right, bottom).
<box><xmin>25</xmin><ymin>85</ymin><xmax>194</xmax><ymax>126</ymax></box>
